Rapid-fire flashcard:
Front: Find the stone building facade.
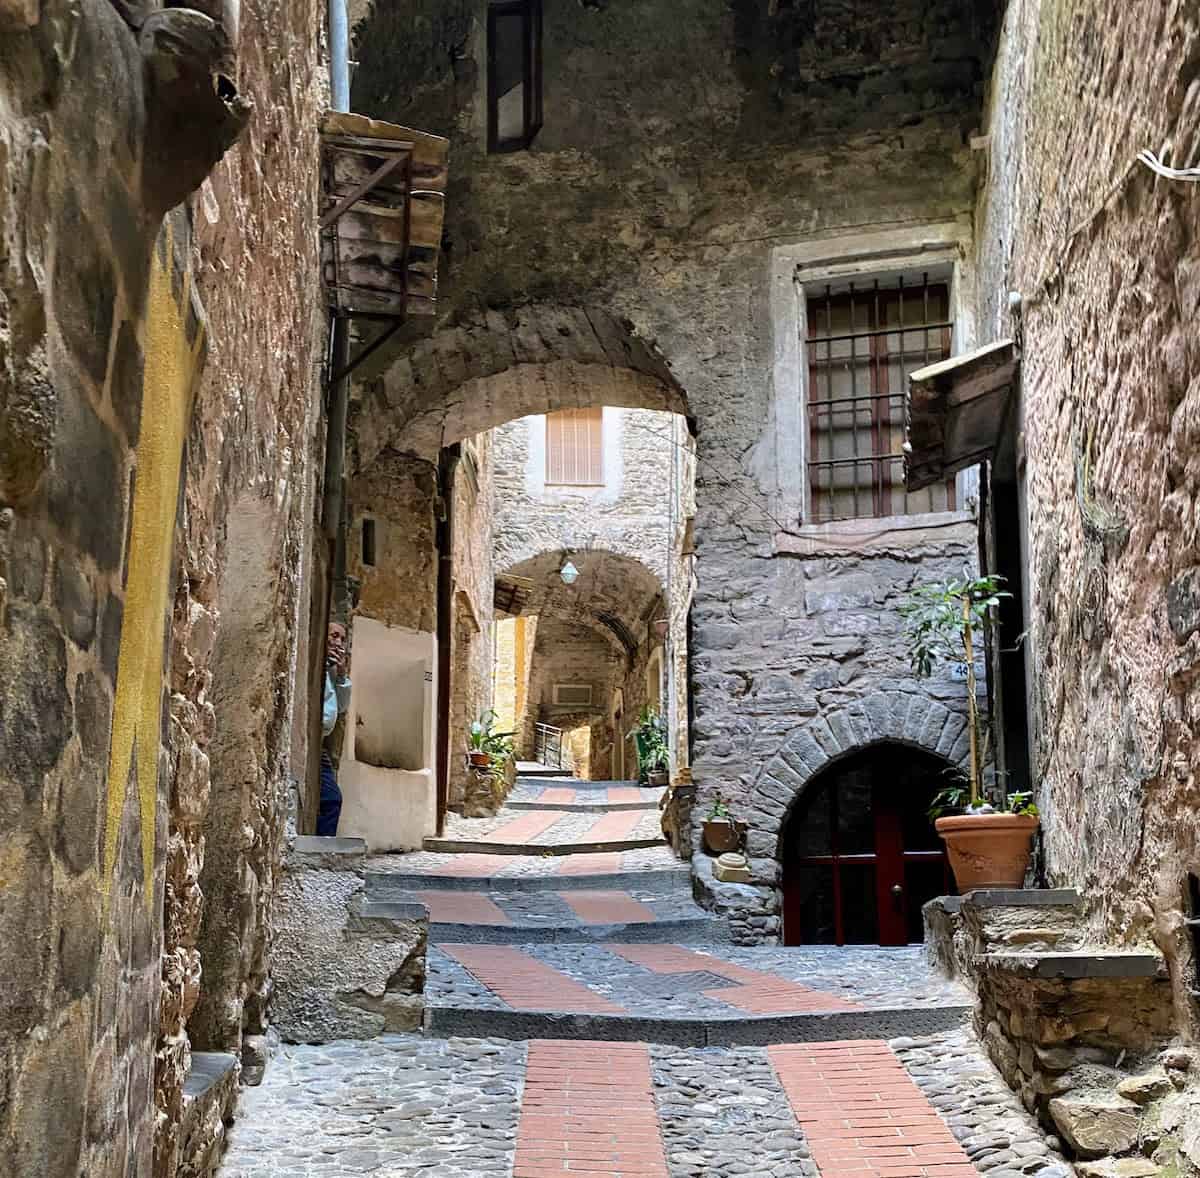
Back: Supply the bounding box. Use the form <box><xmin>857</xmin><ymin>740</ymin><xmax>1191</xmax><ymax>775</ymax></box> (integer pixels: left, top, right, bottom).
<box><xmin>492</xmin><ymin>407</ymin><xmax>695</xmax><ymax>778</ymax></box>
<box><xmin>348</xmin><ymin>0</ymin><xmax>990</xmax><ymax>937</ymax></box>
<box><xmin>971</xmin><ymin>0</ymin><xmax>1200</xmax><ymax>1030</ymax></box>
<box><xmin>0</xmin><ymin>2</ymin><xmax>325</xmax><ymax>1175</ymax></box>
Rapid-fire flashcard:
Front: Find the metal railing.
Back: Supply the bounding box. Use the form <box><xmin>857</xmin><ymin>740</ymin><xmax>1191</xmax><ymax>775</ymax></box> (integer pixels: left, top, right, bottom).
<box><xmin>534</xmin><ymin>722</ymin><xmax>564</xmax><ymax>769</ymax></box>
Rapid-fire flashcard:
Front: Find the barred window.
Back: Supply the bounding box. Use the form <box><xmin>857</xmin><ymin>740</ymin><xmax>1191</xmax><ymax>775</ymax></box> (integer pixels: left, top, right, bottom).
<box><xmin>545</xmin><ymin>407</ymin><xmax>603</xmax><ymax>486</ymax></box>
<box><xmin>805</xmin><ymin>274</ymin><xmax>956</xmax><ymax>522</ymax></box>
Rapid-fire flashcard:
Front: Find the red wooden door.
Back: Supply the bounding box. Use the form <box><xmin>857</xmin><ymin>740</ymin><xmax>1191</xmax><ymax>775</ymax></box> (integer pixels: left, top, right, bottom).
<box><xmin>782</xmin><ymin>747</ymin><xmax>952</xmax><ymax>946</ymax></box>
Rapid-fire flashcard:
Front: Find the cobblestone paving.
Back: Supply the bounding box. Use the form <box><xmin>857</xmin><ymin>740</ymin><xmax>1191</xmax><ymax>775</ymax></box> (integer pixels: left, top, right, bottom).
<box><xmin>418</xmin><ymin>887</ymin><xmax>708</xmax><ymax>928</ymax></box>
<box><xmin>220</xmin><ymin>1037</ymin><xmax>525</xmax><ymax>1177</ymax></box>
<box><xmin>367</xmin><ymin>845</ymin><xmax>682</xmax><ymax>879</ymax></box>
<box><xmin>893</xmin><ymin>1029</ymin><xmax>1071</xmax><ymax>1178</ymax></box>
<box><xmin>428</xmin><ymin>944</ymin><xmax>970</xmax><ymax>1015</ymax></box>
<box><xmin>652</xmin><ymin>1044</ymin><xmax>819</xmax><ymax>1178</ymax></box>
<box><xmin>507</xmin><ymin>781</ymin><xmax>664</xmax><ymax>807</ymax></box>
<box><xmin>219</xmin><ymin>1031</ymin><xmax>1064</xmax><ymax>1178</ymax></box>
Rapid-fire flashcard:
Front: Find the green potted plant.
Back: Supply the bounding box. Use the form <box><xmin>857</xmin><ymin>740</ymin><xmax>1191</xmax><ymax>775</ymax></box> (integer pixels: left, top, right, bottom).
<box><xmin>701</xmin><ymin>792</ymin><xmax>741</xmax><ymax>855</ymax></box>
<box><xmin>468</xmin><ymin>710</ymin><xmax>515</xmax><ymax>771</ymax></box>
<box><xmin>903</xmin><ymin>573</ymin><xmax>1039</xmax><ymax>890</ymax></box>
<box><xmin>632</xmin><ymin>707</ymin><xmax>670</xmax><ymax>787</ymax></box>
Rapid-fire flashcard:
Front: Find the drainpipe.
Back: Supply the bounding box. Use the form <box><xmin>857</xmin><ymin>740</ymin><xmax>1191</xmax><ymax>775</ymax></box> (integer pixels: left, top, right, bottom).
<box><xmin>435</xmin><ymin>445</ymin><xmax>462</xmax><ymax>837</ymax></box>
<box><xmin>329</xmin><ymin>0</ymin><xmax>350</xmax><ymax>112</ymax></box>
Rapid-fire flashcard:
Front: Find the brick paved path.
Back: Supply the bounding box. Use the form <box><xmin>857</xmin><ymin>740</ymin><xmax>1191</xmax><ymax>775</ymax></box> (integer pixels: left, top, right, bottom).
<box><xmin>220</xmin><ymin>777</ymin><xmax>1069</xmax><ymax>1178</ymax></box>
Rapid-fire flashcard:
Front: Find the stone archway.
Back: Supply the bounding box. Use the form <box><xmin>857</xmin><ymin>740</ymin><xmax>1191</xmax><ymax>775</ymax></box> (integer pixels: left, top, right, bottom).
<box><xmin>349</xmin><ymin>303</ymin><xmax>690</xmax><ymax>469</ymax></box>
<box><xmin>746</xmin><ymin>692</ymin><xmax>971</xmax><ymax>864</ymax></box>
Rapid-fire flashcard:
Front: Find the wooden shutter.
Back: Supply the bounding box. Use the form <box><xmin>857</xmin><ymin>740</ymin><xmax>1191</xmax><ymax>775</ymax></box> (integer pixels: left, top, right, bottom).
<box><xmin>546</xmin><ymin>408</ymin><xmax>603</xmax><ymax>485</ymax></box>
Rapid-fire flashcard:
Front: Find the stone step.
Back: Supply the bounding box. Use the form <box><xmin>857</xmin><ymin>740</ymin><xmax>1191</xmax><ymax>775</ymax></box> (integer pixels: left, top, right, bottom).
<box><xmin>424</xmin><ymin>1003</ymin><xmax>972</xmax><ymax>1046</ymax></box>
<box><xmin>427</xmin><ymin>914</ymin><xmax>727</xmax><ymax>945</ymax></box>
<box><xmin>366</xmin><ymin>864</ymin><xmax>691</xmax><ymax>896</ymax></box>
<box><xmin>421</xmin><ymin>835</ymin><xmax>667</xmax><ymax>856</ymax></box>
<box><xmin>504</xmin><ymin>797</ymin><xmax>659</xmax><ymax>812</ymax></box>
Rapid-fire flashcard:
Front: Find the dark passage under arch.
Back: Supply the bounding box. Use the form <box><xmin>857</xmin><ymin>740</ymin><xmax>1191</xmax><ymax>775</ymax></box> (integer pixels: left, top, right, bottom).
<box><xmin>781</xmin><ymin>744</ymin><xmax>954</xmax><ymax>947</ymax></box>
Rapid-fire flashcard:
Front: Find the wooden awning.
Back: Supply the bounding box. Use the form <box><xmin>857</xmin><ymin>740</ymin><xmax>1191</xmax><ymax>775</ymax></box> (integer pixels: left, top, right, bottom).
<box><xmin>494</xmin><ymin>575</ymin><xmax>534</xmax><ymax>616</ymax></box>
<box><xmin>904</xmin><ymin>339</ymin><xmax>1017</xmax><ymax>491</ymax></box>
<box><xmin>319</xmin><ymin>111</ymin><xmax>449</xmax><ymax>320</ymax></box>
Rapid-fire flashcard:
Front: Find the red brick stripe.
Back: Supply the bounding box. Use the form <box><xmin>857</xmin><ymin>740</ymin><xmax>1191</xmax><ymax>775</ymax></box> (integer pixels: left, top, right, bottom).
<box><xmin>484</xmin><ymin>811</ymin><xmax>563</xmax><ymax>844</ymax></box>
<box><xmin>585</xmin><ymin>811</ymin><xmax>643</xmax><ymax>842</ymax></box>
<box><xmin>557</xmin><ymin>852</ymin><xmax>623</xmax><ymax>876</ymax></box>
<box><xmin>441</xmin><ymin>945</ymin><xmax>626</xmax><ymax>1013</ymax></box>
<box><xmin>514</xmin><ymin>1041</ymin><xmax>669</xmax><ymax>1177</ymax></box>
<box><xmin>610</xmin><ymin>944</ymin><xmax>862</xmax><ymax>1013</ymax></box>
<box><xmin>539</xmin><ymin>787</ymin><xmax>578</xmax><ymax>804</ymax></box>
<box><xmin>416</xmin><ymin>890</ymin><xmax>510</xmax><ymax>925</ymax></box>
<box><xmin>605</xmin><ymin>786</ymin><xmax>643</xmax><ymax>803</ymax></box>
<box><xmin>405</xmin><ymin>853</ymin><xmax>505</xmax><ymax>878</ymax></box>
<box><xmin>769</xmin><ymin>1041</ymin><xmax>976</xmax><ymax>1178</ymax></box>
<box><xmin>559</xmin><ymin>890</ymin><xmax>656</xmax><ymax>925</ymax></box>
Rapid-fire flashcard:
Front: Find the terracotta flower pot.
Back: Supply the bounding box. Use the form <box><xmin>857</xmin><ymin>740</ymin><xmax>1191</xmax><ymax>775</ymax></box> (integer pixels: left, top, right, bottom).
<box><xmin>468</xmin><ymin>751</ymin><xmax>490</xmax><ymax>768</ymax></box>
<box><xmin>935</xmin><ymin>812</ymin><xmax>1038</xmax><ymax>890</ymax></box>
<box><xmin>702</xmin><ymin>819</ymin><xmax>740</xmax><ymax>856</ymax></box>
<box><xmin>648</xmin><ymin>769</ymin><xmax>669</xmax><ymax>787</ymax></box>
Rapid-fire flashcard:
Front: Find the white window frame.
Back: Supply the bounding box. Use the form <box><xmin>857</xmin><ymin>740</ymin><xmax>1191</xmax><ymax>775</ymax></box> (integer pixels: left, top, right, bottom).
<box><xmin>767</xmin><ymin>221</ymin><xmax>980</xmax><ymax>539</ymax></box>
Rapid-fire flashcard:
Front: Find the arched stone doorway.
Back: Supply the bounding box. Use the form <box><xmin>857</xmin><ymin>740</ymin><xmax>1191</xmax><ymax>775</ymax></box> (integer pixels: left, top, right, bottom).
<box><xmin>780</xmin><ymin>743</ymin><xmax>954</xmax><ymax>947</ymax></box>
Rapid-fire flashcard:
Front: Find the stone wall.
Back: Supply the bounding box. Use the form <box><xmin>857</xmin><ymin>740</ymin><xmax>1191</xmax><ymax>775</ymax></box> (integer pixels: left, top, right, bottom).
<box><xmin>160</xmin><ymin>1</ymin><xmax>325</xmax><ymax>1172</ymax></box>
<box><xmin>0</xmin><ymin>3</ymin><xmax>254</xmax><ymax>1174</ymax></box>
<box><xmin>449</xmin><ymin>432</ymin><xmax>495</xmax><ymax>806</ymax></box>
<box><xmin>974</xmin><ymin>0</ymin><xmax>1200</xmax><ymax>1025</ymax></box>
<box><xmin>349</xmin><ymin>0</ymin><xmax>991</xmax><ymax>930</ymax></box>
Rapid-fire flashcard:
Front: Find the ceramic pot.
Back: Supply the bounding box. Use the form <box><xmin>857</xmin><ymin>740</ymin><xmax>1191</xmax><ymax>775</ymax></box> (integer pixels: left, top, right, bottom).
<box><xmin>935</xmin><ymin>813</ymin><xmax>1038</xmax><ymax>890</ymax></box>
<box><xmin>468</xmin><ymin>751</ymin><xmax>491</xmax><ymax>768</ymax></box>
<box><xmin>702</xmin><ymin>819</ymin><xmax>740</xmax><ymax>856</ymax></box>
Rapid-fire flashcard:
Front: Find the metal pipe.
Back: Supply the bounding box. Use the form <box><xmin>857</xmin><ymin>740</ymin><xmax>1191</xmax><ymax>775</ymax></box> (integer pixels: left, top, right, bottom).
<box><xmin>322</xmin><ymin>313</ymin><xmax>351</xmax><ymax>539</ymax></box>
<box><xmin>435</xmin><ymin>445</ymin><xmax>462</xmax><ymax>836</ymax></box>
<box><xmin>329</xmin><ymin>0</ymin><xmax>350</xmax><ymax>111</ymax></box>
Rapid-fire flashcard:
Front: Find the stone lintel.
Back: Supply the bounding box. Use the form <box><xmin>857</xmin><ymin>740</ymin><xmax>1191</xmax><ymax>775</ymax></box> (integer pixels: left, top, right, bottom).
<box><xmin>963</xmin><ymin>888</ymin><xmax>1081</xmax><ymax>909</ymax></box>
<box><xmin>981</xmin><ymin>951</ymin><xmax>1166</xmax><ymax>979</ymax></box>
<box><xmin>772</xmin><ymin>510</ymin><xmax>975</xmax><ymax>557</ymax></box>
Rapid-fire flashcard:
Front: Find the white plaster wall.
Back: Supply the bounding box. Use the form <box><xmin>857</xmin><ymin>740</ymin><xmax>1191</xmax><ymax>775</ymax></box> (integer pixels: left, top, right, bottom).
<box><xmin>338</xmin><ymin>617</ymin><xmax>436</xmax><ymax>852</ymax></box>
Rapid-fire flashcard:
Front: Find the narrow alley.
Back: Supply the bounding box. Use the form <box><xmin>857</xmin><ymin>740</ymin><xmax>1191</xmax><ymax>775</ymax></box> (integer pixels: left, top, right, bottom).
<box><xmin>5</xmin><ymin>2</ymin><xmax>1200</xmax><ymax>1178</ymax></box>
<box><xmin>222</xmin><ymin>771</ymin><xmax>1065</xmax><ymax>1178</ymax></box>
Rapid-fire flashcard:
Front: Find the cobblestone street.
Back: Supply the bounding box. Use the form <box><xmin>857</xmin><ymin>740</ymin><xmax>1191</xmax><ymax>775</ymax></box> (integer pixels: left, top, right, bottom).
<box><xmin>221</xmin><ymin>781</ymin><xmax>1069</xmax><ymax>1178</ymax></box>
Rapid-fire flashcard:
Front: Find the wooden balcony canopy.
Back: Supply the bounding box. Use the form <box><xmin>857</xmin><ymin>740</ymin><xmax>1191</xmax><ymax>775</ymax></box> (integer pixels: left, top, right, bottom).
<box><xmin>494</xmin><ymin>575</ymin><xmax>535</xmax><ymax>617</ymax></box>
<box><xmin>904</xmin><ymin>339</ymin><xmax>1017</xmax><ymax>491</ymax></box>
<box><xmin>320</xmin><ymin>111</ymin><xmax>449</xmax><ymax>320</ymax></box>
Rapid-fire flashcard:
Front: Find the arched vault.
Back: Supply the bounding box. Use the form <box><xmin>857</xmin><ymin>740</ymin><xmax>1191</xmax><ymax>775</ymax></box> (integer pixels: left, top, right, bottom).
<box><xmin>350</xmin><ymin>303</ymin><xmax>690</xmax><ymax>469</ymax></box>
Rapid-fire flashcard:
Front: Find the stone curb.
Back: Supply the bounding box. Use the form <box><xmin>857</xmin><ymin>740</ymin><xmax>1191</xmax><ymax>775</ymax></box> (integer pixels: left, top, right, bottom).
<box><xmin>426</xmin><ymin>1003</ymin><xmax>973</xmax><ymax>1046</ymax></box>
<box><xmin>426</xmin><ymin>915</ymin><xmax>729</xmax><ymax>945</ymax></box>
<box><xmin>421</xmin><ymin>836</ymin><xmax>667</xmax><ymax>856</ymax></box>
<box><xmin>366</xmin><ymin>866</ymin><xmax>691</xmax><ymax>895</ymax></box>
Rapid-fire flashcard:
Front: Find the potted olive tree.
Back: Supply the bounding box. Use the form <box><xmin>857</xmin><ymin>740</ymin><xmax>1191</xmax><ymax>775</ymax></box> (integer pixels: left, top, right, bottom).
<box><xmin>903</xmin><ymin>573</ymin><xmax>1039</xmax><ymax>890</ymax></box>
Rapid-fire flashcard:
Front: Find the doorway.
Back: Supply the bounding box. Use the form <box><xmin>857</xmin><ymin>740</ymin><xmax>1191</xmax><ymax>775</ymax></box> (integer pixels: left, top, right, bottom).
<box><xmin>781</xmin><ymin>745</ymin><xmax>953</xmax><ymax>946</ymax></box>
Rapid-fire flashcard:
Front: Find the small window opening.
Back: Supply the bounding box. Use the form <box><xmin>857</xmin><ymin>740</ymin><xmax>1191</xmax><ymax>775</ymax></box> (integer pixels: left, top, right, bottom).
<box><xmin>488</xmin><ymin>0</ymin><xmax>543</xmax><ymax>153</ymax></box>
<box><xmin>361</xmin><ymin>517</ymin><xmax>376</xmax><ymax>567</ymax></box>
<box><xmin>546</xmin><ymin>407</ymin><xmax>603</xmax><ymax>486</ymax></box>
<box><xmin>804</xmin><ymin>272</ymin><xmax>956</xmax><ymax>522</ymax></box>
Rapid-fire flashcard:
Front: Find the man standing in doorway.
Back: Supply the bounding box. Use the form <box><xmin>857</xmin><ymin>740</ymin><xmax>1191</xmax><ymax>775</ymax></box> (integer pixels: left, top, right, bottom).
<box><xmin>318</xmin><ymin>621</ymin><xmax>351</xmax><ymax>835</ymax></box>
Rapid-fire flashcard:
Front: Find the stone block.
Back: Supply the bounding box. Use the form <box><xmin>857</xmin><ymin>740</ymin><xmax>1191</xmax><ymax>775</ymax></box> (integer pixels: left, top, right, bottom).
<box><xmin>270</xmin><ymin>859</ymin><xmax>427</xmax><ymax>1044</ymax></box>
<box><xmin>1116</xmin><ymin>1071</ymin><xmax>1174</xmax><ymax>1105</ymax></box>
<box><xmin>1049</xmin><ymin>1096</ymin><xmax>1141</xmax><ymax>1158</ymax></box>
<box><xmin>1077</xmin><ymin>1160</ymin><xmax>1161</xmax><ymax>1178</ymax></box>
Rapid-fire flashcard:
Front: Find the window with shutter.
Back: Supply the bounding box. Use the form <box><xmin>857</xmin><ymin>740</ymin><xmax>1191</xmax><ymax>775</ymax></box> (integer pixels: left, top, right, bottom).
<box><xmin>545</xmin><ymin>408</ymin><xmax>604</xmax><ymax>486</ymax></box>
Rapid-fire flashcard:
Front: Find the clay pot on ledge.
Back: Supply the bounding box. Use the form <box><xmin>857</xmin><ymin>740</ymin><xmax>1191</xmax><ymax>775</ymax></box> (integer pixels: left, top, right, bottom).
<box><xmin>648</xmin><ymin>769</ymin><xmax>669</xmax><ymax>787</ymax></box>
<box><xmin>702</xmin><ymin>819</ymin><xmax>740</xmax><ymax>856</ymax></box>
<box><xmin>468</xmin><ymin>751</ymin><xmax>491</xmax><ymax>768</ymax></box>
<box><xmin>935</xmin><ymin>812</ymin><xmax>1038</xmax><ymax>890</ymax></box>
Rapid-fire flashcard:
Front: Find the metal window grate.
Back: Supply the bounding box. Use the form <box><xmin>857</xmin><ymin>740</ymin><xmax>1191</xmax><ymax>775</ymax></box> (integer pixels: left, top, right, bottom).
<box><xmin>805</xmin><ymin>274</ymin><xmax>956</xmax><ymax>522</ymax></box>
